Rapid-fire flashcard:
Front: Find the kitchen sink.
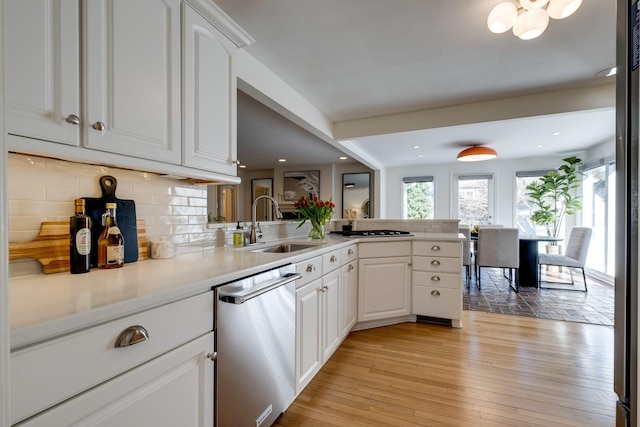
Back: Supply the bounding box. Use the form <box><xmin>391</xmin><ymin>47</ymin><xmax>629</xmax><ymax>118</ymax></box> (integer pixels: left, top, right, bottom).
<box><xmin>247</xmin><ymin>243</ymin><xmax>317</xmax><ymax>253</ymax></box>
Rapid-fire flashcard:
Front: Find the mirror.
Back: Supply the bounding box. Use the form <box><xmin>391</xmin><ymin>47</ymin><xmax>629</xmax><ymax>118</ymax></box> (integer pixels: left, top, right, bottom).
<box><xmin>207</xmin><ymin>185</ymin><xmax>237</xmax><ymax>223</ymax></box>
<box><xmin>252</xmin><ymin>178</ymin><xmax>274</xmax><ymax>221</ymax></box>
<box><xmin>342</xmin><ymin>173</ymin><xmax>371</xmax><ymax>219</ymax></box>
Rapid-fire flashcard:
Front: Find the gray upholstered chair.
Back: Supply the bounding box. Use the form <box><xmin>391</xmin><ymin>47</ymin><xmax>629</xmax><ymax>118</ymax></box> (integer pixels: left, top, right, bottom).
<box><xmin>538</xmin><ymin>227</ymin><xmax>592</xmax><ymax>292</ymax></box>
<box><xmin>459</xmin><ymin>225</ymin><xmax>471</xmax><ymax>286</ymax></box>
<box><xmin>476</xmin><ymin>227</ymin><xmax>519</xmax><ymax>292</ymax></box>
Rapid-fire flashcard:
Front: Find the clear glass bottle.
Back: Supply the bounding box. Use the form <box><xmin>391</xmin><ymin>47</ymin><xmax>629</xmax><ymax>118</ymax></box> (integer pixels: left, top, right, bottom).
<box><xmin>98</xmin><ymin>203</ymin><xmax>125</xmax><ymax>269</ymax></box>
<box><xmin>70</xmin><ymin>199</ymin><xmax>91</xmax><ymax>274</ymax></box>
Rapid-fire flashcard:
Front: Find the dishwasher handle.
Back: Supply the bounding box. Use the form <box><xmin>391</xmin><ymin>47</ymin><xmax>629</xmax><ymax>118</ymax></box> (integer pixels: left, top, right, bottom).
<box><xmin>218</xmin><ymin>273</ymin><xmax>301</xmax><ymax>304</ymax></box>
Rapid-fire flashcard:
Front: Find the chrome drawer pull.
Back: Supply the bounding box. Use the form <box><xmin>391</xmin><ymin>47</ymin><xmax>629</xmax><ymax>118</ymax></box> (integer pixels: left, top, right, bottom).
<box><xmin>430</xmin><ymin>275</ymin><xmax>441</xmax><ymax>281</ymax></box>
<box><xmin>348</xmin><ymin>264</ymin><xmax>354</xmax><ymax>271</ymax></box>
<box><xmin>348</xmin><ymin>249</ymin><xmax>354</xmax><ymax>255</ymax></box>
<box><xmin>92</xmin><ymin>121</ymin><xmax>105</xmax><ymax>131</ymax></box>
<box><xmin>306</xmin><ymin>264</ymin><xmax>316</xmax><ymax>272</ymax></box>
<box><xmin>330</xmin><ymin>255</ymin><xmax>338</xmax><ymax>262</ymax></box>
<box><xmin>431</xmin><ymin>245</ymin><xmax>440</xmax><ymax>251</ymax></box>
<box><xmin>430</xmin><ymin>290</ymin><xmax>441</xmax><ymax>296</ymax></box>
<box><xmin>431</xmin><ymin>260</ymin><xmax>441</xmax><ymax>266</ymax></box>
<box><xmin>65</xmin><ymin>114</ymin><xmax>80</xmax><ymax>125</ymax></box>
<box><xmin>114</xmin><ymin>325</ymin><xmax>149</xmax><ymax>348</ymax></box>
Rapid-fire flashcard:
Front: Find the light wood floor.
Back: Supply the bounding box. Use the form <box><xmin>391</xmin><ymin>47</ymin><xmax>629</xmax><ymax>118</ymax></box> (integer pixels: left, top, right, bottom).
<box><xmin>275</xmin><ymin>311</ymin><xmax>616</xmax><ymax>427</ymax></box>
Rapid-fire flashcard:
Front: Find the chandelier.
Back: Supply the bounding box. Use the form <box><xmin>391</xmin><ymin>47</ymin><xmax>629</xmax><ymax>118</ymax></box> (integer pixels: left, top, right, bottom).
<box><xmin>487</xmin><ymin>0</ymin><xmax>583</xmax><ymax>40</ymax></box>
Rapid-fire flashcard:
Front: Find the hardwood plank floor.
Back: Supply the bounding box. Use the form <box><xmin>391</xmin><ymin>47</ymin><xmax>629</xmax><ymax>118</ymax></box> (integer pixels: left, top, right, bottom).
<box><xmin>275</xmin><ymin>311</ymin><xmax>616</xmax><ymax>427</ymax></box>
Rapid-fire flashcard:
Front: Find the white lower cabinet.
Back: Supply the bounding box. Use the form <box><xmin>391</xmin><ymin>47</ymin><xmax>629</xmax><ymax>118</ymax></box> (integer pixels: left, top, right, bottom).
<box><xmin>16</xmin><ymin>332</ymin><xmax>214</xmax><ymax>427</ymax></box>
<box><xmin>295</xmin><ymin>245</ymin><xmax>356</xmax><ymax>395</ymax></box>
<box><xmin>11</xmin><ymin>292</ymin><xmax>214</xmax><ymax>425</ymax></box>
<box><xmin>412</xmin><ymin>240</ymin><xmax>463</xmax><ymax>327</ymax></box>
<box><xmin>340</xmin><ymin>260</ymin><xmax>358</xmax><ymax>337</ymax></box>
<box><xmin>358</xmin><ymin>241</ymin><xmax>412</xmax><ymax>322</ymax></box>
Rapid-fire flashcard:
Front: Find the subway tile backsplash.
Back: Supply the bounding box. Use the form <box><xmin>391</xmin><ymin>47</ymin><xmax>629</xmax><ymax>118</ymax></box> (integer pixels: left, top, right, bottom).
<box><xmin>7</xmin><ymin>153</ymin><xmax>306</xmax><ymax>277</ymax></box>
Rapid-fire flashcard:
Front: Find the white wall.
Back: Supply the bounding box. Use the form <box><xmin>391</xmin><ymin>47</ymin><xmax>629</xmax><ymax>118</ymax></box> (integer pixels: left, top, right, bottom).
<box><xmin>385</xmin><ymin>154</ymin><xmax>576</xmax><ymax>224</ymax></box>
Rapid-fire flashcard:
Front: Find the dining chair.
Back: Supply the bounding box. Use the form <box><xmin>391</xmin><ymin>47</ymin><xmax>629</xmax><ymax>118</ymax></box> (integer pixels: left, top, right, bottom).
<box><xmin>476</xmin><ymin>227</ymin><xmax>519</xmax><ymax>292</ymax></box>
<box><xmin>538</xmin><ymin>227</ymin><xmax>592</xmax><ymax>292</ymax></box>
<box><xmin>473</xmin><ymin>224</ymin><xmax>504</xmax><ymax>276</ymax></box>
<box><xmin>459</xmin><ymin>225</ymin><xmax>471</xmax><ymax>287</ymax></box>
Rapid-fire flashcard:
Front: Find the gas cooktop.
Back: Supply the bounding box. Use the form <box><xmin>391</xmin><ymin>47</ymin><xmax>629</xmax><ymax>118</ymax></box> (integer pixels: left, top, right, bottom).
<box><xmin>331</xmin><ymin>229</ymin><xmax>412</xmax><ymax>237</ymax></box>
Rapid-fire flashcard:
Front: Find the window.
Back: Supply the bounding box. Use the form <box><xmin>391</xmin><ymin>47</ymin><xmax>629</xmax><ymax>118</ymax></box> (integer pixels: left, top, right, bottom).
<box><xmin>515</xmin><ymin>170</ymin><xmax>553</xmax><ymax>235</ymax></box>
<box><xmin>403</xmin><ymin>176</ymin><xmax>434</xmax><ymax>219</ymax></box>
<box><xmin>454</xmin><ymin>174</ymin><xmax>494</xmax><ymax>226</ymax></box>
<box><xmin>581</xmin><ymin>159</ymin><xmax>615</xmax><ymax>275</ymax></box>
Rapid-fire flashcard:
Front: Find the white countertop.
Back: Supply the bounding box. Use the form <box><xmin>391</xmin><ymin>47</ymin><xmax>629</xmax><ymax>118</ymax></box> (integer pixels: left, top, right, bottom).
<box><xmin>10</xmin><ymin>232</ymin><xmax>463</xmax><ymax>349</ymax></box>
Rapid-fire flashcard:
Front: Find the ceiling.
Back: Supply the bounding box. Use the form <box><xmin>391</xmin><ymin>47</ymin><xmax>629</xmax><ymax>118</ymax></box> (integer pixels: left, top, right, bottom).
<box><xmin>217</xmin><ymin>0</ymin><xmax>617</xmax><ymax>171</ymax></box>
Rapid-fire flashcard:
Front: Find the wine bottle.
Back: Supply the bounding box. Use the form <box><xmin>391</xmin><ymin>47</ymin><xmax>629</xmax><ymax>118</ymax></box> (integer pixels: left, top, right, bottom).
<box><xmin>70</xmin><ymin>199</ymin><xmax>91</xmax><ymax>274</ymax></box>
<box><xmin>97</xmin><ymin>203</ymin><xmax>125</xmax><ymax>269</ymax></box>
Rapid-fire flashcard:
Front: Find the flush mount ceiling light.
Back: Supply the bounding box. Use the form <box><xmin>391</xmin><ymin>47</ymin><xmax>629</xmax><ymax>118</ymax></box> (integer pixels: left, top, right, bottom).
<box><xmin>487</xmin><ymin>0</ymin><xmax>582</xmax><ymax>40</ymax></box>
<box><xmin>457</xmin><ymin>146</ymin><xmax>498</xmax><ymax>162</ymax></box>
<box><xmin>344</xmin><ymin>183</ymin><xmax>355</xmax><ymax>188</ymax></box>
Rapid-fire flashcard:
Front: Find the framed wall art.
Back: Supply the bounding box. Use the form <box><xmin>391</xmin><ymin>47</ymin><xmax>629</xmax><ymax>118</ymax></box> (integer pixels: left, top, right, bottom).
<box><xmin>283</xmin><ymin>170</ymin><xmax>320</xmax><ymax>201</ymax></box>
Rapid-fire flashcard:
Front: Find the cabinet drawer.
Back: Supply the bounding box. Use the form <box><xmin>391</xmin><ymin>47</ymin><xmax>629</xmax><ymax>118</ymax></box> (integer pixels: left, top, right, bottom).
<box><xmin>413</xmin><ymin>241</ymin><xmax>461</xmax><ymax>257</ymax></box>
<box><xmin>412</xmin><ymin>256</ymin><xmax>461</xmax><ymax>273</ymax></box>
<box><xmin>413</xmin><ymin>271</ymin><xmax>462</xmax><ymax>289</ymax></box>
<box><xmin>296</xmin><ymin>256</ymin><xmax>323</xmax><ymax>287</ymax></box>
<box><xmin>359</xmin><ymin>241</ymin><xmax>411</xmax><ymax>258</ymax></box>
<box><xmin>341</xmin><ymin>244</ymin><xmax>358</xmax><ymax>264</ymax></box>
<box><xmin>323</xmin><ymin>249</ymin><xmax>342</xmax><ymax>273</ymax></box>
<box><xmin>412</xmin><ymin>286</ymin><xmax>462</xmax><ymax>320</ymax></box>
<box><xmin>11</xmin><ymin>292</ymin><xmax>213</xmax><ymax>424</ymax></box>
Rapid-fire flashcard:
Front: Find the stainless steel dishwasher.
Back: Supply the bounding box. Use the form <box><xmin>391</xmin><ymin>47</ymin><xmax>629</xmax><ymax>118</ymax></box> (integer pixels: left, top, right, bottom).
<box><xmin>216</xmin><ymin>264</ymin><xmax>300</xmax><ymax>427</ymax></box>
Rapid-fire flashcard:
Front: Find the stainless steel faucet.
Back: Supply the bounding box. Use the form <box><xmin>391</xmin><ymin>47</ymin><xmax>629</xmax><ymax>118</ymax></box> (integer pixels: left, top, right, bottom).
<box><xmin>250</xmin><ymin>195</ymin><xmax>283</xmax><ymax>244</ymax></box>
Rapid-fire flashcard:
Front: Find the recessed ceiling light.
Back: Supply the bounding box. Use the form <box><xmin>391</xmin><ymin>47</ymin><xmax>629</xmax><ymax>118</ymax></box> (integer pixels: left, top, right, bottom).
<box><xmin>551</xmin><ymin>132</ymin><xmax>560</xmax><ymax>136</ymax></box>
<box><xmin>537</xmin><ymin>145</ymin><xmax>544</xmax><ymax>148</ymax></box>
<box><xmin>413</xmin><ymin>145</ymin><xmax>420</xmax><ymax>149</ymax></box>
<box><xmin>339</xmin><ymin>156</ymin><xmax>348</xmax><ymax>160</ymax></box>
<box><xmin>278</xmin><ymin>158</ymin><xmax>286</xmax><ymax>162</ymax></box>
<box><xmin>417</xmin><ymin>154</ymin><xmax>423</xmax><ymax>158</ymax></box>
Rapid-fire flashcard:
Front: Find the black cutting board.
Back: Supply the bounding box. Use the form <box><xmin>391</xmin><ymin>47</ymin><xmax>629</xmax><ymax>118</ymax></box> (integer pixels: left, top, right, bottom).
<box><xmin>83</xmin><ymin>176</ymin><xmax>138</xmax><ymax>267</ymax></box>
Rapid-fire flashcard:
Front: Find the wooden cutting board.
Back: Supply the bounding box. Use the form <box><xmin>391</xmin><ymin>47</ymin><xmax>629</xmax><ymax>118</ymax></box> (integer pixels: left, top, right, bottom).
<box><xmin>9</xmin><ymin>220</ymin><xmax>148</xmax><ymax>274</ymax></box>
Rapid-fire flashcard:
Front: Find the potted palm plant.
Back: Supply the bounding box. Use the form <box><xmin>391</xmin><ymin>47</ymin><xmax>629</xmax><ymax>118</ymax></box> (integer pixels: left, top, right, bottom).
<box><xmin>525</xmin><ymin>155</ymin><xmax>583</xmax><ymax>244</ymax></box>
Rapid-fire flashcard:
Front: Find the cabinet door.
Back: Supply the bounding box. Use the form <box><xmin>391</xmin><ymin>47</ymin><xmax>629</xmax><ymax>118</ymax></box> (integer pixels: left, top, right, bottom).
<box><xmin>358</xmin><ymin>257</ymin><xmax>412</xmax><ymax>322</ymax></box>
<box><xmin>322</xmin><ymin>269</ymin><xmax>341</xmax><ymax>361</ymax></box>
<box><xmin>182</xmin><ymin>4</ymin><xmax>237</xmax><ymax>175</ymax></box>
<box><xmin>83</xmin><ymin>0</ymin><xmax>181</xmax><ymax>163</ymax></box>
<box><xmin>6</xmin><ymin>0</ymin><xmax>80</xmax><ymax>146</ymax></box>
<box><xmin>295</xmin><ymin>279</ymin><xmax>322</xmax><ymax>394</ymax></box>
<box><xmin>17</xmin><ymin>333</ymin><xmax>214</xmax><ymax>427</ymax></box>
<box><xmin>340</xmin><ymin>261</ymin><xmax>358</xmax><ymax>337</ymax></box>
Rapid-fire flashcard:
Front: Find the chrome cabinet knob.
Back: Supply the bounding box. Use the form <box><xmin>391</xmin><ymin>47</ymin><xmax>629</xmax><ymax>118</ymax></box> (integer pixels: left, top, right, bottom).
<box><xmin>431</xmin><ymin>260</ymin><xmax>441</xmax><ymax>265</ymax></box>
<box><xmin>206</xmin><ymin>352</ymin><xmax>217</xmax><ymax>362</ymax></box>
<box><xmin>431</xmin><ymin>245</ymin><xmax>441</xmax><ymax>251</ymax></box>
<box><xmin>348</xmin><ymin>264</ymin><xmax>354</xmax><ymax>271</ymax></box>
<box><xmin>65</xmin><ymin>114</ymin><xmax>80</xmax><ymax>125</ymax></box>
<box><xmin>430</xmin><ymin>275</ymin><xmax>441</xmax><ymax>281</ymax></box>
<box><xmin>114</xmin><ymin>325</ymin><xmax>149</xmax><ymax>348</ymax></box>
<box><xmin>430</xmin><ymin>290</ymin><xmax>441</xmax><ymax>296</ymax></box>
<box><xmin>92</xmin><ymin>121</ymin><xmax>105</xmax><ymax>131</ymax></box>
<box><xmin>348</xmin><ymin>249</ymin><xmax>354</xmax><ymax>255</ymax></box>
<box><xmin>306</xmin><ymin>264</ymin><xmax>316</xmax><ymax>272</ymax></box>
<box><xmin>330</xmin><ymin>255</ymin><xmax>337</xmax><ymax>262</ymax></box>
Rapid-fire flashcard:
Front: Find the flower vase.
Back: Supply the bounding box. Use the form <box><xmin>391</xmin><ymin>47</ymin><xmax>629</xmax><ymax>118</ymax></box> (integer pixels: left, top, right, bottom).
<box><xmin>309</xmin><ymin>220</ymin><xmax>325</xmax><ymax>239</ymax></box>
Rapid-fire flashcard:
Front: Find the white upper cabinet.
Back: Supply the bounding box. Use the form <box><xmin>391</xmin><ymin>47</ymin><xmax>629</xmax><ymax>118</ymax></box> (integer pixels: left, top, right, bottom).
<box><xmin>6</xmin><ymin>0</ymin><xmax>80</xmax><ymax>146</ymax></box>
<box><xmin>182</xmin><ymin>3</ymin><xmax>237</xmax><ymax>175</ymax></box>
<box><xmin>83</xmin><ymin>0</ymin><xmax>182</xmax><ymax>163</ymax></box>
<box><xmin>5</xmin><ymin>0</ymin><xmax>253</xmax><ymax>180</ymax></box>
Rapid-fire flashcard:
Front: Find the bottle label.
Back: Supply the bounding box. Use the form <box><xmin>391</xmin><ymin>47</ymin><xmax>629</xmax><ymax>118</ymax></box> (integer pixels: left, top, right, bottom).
<box><xmin>75</xmin><ymin>228</ymin><xmax>91</xmax><ymax>255</ymax></box>
<box><xmin>108</xmin><ymin>226</ymin><xmax>122</xmax><ymax>235</ymax></box>
<box><xmin>106</xmin><ymin>245</ymin><xmax>124</xmax><ymax>264</ymax></box>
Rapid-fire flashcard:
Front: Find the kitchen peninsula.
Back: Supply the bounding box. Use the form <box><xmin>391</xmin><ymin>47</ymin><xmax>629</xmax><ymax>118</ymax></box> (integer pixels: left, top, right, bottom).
<box><xmin>9</xmin><ymin>220</ymin><xmax>463</xmax><ymax>426</ymax></box>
